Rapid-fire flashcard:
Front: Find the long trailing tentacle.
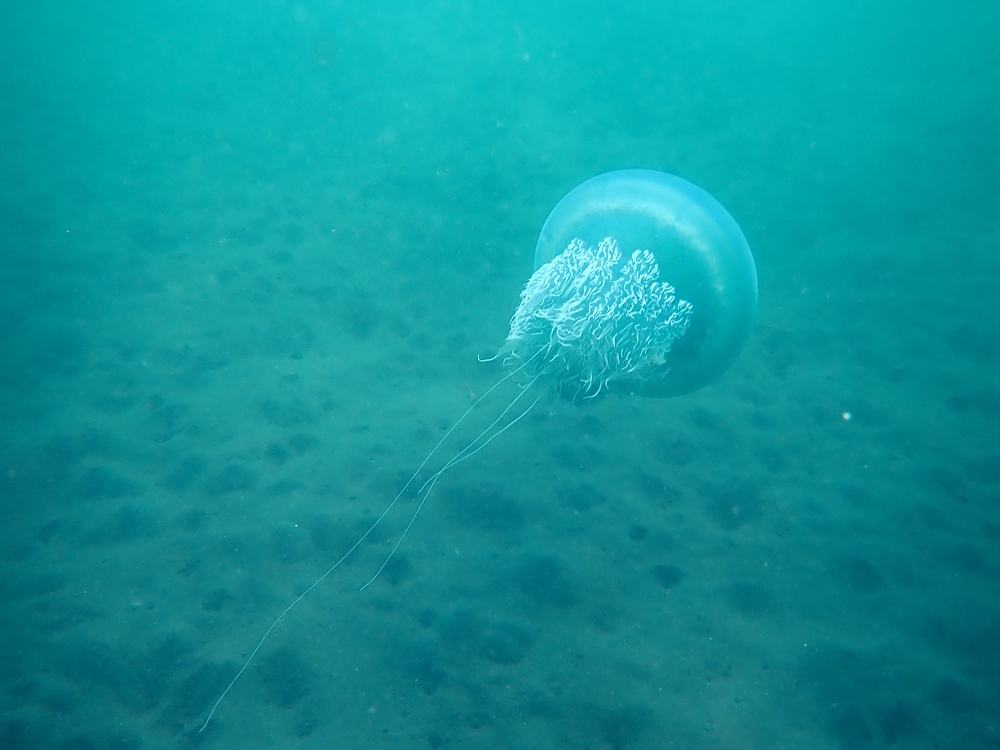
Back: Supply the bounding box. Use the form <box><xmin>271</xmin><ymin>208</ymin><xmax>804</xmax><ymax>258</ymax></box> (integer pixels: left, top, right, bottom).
<box><xmin>360</xmin><ymin>378</ymin><xmax>541</xmax><ymax>591</ymax></box>
<box><xmin>198</xmin><ymin>354</ymin><xmax>542</xmax><ymax>733</ymax></box>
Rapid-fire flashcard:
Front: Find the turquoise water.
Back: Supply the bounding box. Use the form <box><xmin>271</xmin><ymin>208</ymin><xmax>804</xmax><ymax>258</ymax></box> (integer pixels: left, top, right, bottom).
<box><xmin>2</xmin><ymin>1</ymin><xmax>999</xmax><ymax>748</ymax></box>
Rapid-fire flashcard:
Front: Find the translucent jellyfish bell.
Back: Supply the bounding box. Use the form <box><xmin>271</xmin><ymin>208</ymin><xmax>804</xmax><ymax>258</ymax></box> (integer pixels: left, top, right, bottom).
<box><xmin>503</xmin><ymin>169</ymin><xmax>757</xmax><ymax>399</ymax></box>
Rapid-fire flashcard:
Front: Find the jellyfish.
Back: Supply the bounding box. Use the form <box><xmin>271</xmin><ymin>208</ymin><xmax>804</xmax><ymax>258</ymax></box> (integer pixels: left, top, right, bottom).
<box><xmin>198</xmin><ymin>169</ymin><xmax>757</xmax><ymax>732</ymax></box>
<box><xmin>508</xmin><ymin>169</ymin><xmax>757</xmax><ymax>399</ymax></box>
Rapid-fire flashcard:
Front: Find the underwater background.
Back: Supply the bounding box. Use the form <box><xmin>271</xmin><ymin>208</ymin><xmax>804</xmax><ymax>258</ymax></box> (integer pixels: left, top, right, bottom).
<box><xmin>2</xmin><ymin>0</ymin><xmax>999</xmax><ymax>748</ymax></box>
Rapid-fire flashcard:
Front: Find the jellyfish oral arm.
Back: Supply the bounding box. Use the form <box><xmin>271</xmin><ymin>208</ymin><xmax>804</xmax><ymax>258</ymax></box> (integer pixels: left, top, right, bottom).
<box><xmin>501</xmin><ymin>237</ymin><xmax>692</xmax><ymax>403</ymax></box>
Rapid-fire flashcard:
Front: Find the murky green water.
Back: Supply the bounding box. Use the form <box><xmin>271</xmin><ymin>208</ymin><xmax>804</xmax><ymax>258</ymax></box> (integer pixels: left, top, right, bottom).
<box><xmin>2</xmin><ymin>1</ymin><xmax>998</xmax><ymax>748</ymax></box>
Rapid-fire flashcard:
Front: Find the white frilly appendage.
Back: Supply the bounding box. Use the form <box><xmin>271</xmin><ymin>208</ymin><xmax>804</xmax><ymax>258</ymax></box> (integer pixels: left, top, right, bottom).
<box><xmin>501</xmin><ymin>237</ymin><xmax>693</xmax><ymax>402</ymax></box>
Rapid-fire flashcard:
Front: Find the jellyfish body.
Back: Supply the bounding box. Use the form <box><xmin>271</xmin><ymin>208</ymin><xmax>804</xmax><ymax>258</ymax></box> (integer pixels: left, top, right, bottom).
<box><xmin>506</xmin><ymin>170</ymin><xmax>757</xmax><ymax>399</ymax></box>
<box><xmin>198</xmin><ymin>169</ymin><xmax>757</xmax><ymax>733</ymax></box>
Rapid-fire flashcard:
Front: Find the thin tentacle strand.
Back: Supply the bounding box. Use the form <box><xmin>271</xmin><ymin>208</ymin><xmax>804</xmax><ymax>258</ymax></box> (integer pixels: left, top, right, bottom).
<box><xmin>197</xmin><ymin>360</ymin><xmax>541</xmax><ymax>733</ymax></box>
<box><xmin>360</xmin><ymin>377</ymin><xmax>542</xmax><ymax>591</ymax></box>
